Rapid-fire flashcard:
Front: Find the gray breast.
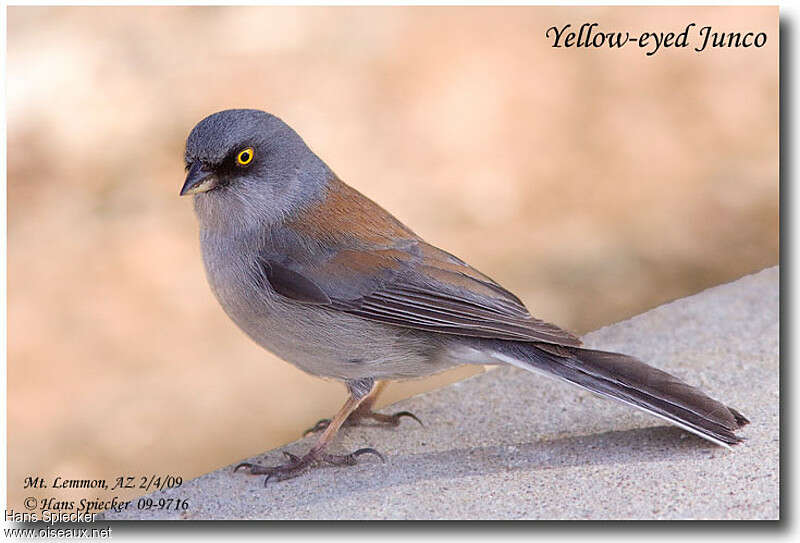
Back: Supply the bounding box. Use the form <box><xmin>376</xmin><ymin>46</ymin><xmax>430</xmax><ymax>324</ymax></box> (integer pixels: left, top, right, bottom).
<box><xmin>199</xmin><ymin>230</ymin><xmax>452</xmax><ymax>381</ymax></box>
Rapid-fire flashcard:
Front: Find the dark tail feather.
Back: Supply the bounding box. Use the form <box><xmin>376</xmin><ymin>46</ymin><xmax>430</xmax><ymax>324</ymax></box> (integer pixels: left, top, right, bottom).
<box><xmin>494</xmin><ymin>342</ymin><xmax>749</xmax><ymax>447</ymax></box>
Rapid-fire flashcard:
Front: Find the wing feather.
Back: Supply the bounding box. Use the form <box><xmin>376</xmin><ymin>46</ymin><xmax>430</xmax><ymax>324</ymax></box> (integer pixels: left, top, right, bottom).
<box><xmin>260</xmin><ymin>238</ymin><xmax>581</xmax><ymax>347</ymax></box>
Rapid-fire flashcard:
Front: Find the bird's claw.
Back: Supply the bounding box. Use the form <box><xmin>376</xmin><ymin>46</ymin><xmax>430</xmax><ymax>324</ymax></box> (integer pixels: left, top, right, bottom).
<box><xmin>303</xmin><ymin>418</ymin><xmax>333</xmax><ymax>436</ymax></box>
<box><xmin>321</xmin><ymin>447</ymin><xmax>385</xmax><ymax>466</ymax></box>
<box><xmin>390</xmin><ymin>411</ymin><xmax>424</xmax><ymax>427</ymax></box>
<box><xmin>302</xmin><ymin>410</ymin><xmax>423</xmax><ymax>436</ymax></box>
<box><xmin>233</xmin><ymin>446</ymin><xmax>385</xmax><ymax>485</ymax></box>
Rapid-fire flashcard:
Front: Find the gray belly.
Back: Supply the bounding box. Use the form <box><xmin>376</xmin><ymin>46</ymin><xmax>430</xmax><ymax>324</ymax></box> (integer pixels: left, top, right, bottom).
<box><xmin>205</xmin><ymin>258</ymin><xmax>455</xmax><ymax>381</ymax></box>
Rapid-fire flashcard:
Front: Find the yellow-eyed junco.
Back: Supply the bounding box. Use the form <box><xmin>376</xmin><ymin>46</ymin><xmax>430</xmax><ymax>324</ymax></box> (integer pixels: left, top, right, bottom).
<box><xmin>180</xmin><ymin>109</ymin><xmax>748</xmax><ymax>484</ymax></box>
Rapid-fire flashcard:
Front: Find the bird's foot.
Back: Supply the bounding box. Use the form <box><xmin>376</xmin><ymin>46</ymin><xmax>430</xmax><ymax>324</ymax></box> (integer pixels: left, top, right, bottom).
<box><xmin>303</xmin><ymin>409</ymin><xmax>423</xmax><ymax>436</ymax></box>
<box><xmin>234</xmin><ymin>447</ymin><xmax>384</xmax><ymax>485</ymax></box>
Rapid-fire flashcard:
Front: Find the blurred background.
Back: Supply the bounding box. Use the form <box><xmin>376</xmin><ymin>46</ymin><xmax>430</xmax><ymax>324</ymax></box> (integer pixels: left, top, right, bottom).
<box><xmin>7</xmin><ymin>6</ymin><xmax>777</xmax><ymax>511</ymax></box>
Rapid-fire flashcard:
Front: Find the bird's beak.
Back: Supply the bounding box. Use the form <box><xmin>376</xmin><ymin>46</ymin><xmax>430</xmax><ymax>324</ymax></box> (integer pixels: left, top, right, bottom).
<box><xmin>180</xmin><ymin>162</ymin><xmax>218</xmax><ymax>196</ymax></box>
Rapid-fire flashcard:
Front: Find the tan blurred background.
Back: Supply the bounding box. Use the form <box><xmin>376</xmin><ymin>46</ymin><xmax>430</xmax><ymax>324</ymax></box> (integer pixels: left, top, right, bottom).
<box><xmin>7</xmin><ymin>6</ymin><xmax>777</xmax><ymax>511</ymax></box>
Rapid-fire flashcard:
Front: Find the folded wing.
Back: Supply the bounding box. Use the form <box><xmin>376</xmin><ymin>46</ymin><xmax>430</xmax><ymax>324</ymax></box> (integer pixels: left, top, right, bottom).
<box><xmin>258</xmin><ymin>237</ymin><xmax>582</xmax><ymax>347</ymax></box>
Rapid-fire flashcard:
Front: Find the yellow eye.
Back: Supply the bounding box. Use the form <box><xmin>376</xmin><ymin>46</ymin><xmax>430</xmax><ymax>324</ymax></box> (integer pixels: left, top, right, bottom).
<box><xmin>236</xmin><ymin>147</ymin><xmax>254</xmax><ymax>166</ymax></box>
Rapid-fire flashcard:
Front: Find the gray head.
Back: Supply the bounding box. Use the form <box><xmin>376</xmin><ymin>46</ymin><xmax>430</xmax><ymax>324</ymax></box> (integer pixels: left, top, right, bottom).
<box><xmin>181</xmin><ymin>109</ymin><xmax>332</xmax><ymax>231</ymax></box>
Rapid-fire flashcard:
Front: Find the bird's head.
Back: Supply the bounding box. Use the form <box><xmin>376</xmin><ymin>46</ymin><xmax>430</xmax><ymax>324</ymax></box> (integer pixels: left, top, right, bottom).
<box><xmin>181</xmin><ymin>109</ymin><xmax>331</xmax><ymax>230</ymax></box>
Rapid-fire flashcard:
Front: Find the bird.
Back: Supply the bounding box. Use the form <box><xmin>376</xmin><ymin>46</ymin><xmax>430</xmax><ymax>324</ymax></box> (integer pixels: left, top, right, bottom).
<box><xmin>180</xmin><ymin>109</ymin><xmax>748</xmax><ymax>483</ymax></box>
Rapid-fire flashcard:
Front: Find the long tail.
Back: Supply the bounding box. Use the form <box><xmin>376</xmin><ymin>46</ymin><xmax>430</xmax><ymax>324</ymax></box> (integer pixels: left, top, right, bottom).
<box><xmin>491</xmin><ymin>341</ymin><xmax>749</xmax><ymax>447</ymax></box>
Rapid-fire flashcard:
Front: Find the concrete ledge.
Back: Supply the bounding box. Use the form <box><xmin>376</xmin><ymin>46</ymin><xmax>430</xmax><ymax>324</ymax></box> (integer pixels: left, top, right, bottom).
<box><xmin>106</xmin><ymin>267</ymin><xmax>778</xmax><ymax>520</ymax></box>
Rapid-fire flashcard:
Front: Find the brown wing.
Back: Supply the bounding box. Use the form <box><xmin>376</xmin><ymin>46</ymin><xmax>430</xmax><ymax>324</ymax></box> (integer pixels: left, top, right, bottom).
<box><xmin>259</xmin><ymin>176</ymin><xmax>581</xmax><ymax>346</ymax></box>
<box><xmin>260</xmin><ymin>238</ymin><xmax>582</xmax><ymax>347</ymax></box>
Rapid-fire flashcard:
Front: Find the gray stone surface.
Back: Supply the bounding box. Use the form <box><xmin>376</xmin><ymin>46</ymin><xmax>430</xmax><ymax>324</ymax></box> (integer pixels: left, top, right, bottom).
<box><xmin>106</xmin><ymin>267</ymin><xmax>779</xmax><ymax>520</ymax></box>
